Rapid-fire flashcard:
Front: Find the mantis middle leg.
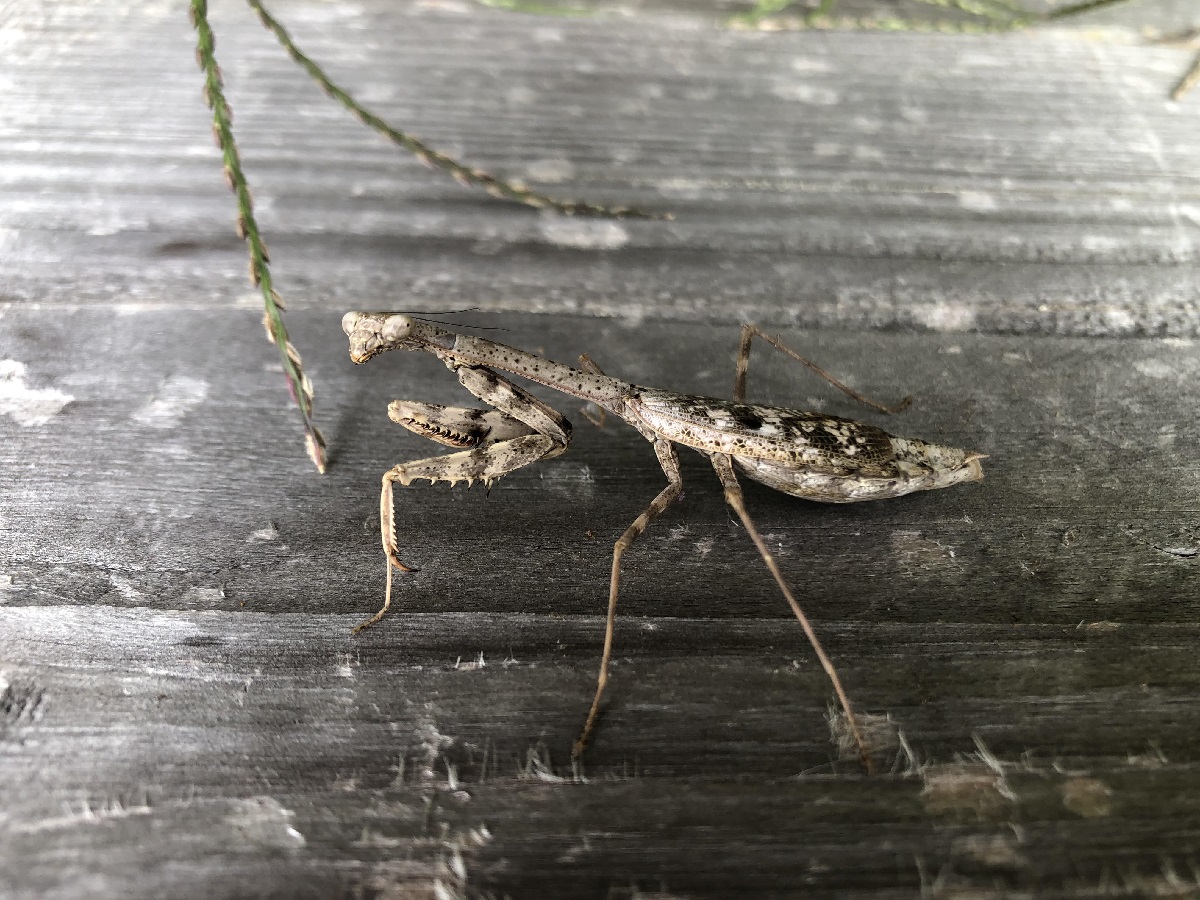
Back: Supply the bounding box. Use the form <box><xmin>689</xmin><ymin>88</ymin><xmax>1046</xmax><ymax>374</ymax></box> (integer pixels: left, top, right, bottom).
<box><xmin>573</xmin><ymin>438</ymin><xmax>683</xmax><ymax>759</ymax></box>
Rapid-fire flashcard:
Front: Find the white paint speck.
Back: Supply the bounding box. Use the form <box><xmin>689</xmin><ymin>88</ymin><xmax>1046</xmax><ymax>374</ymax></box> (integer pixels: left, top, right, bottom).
<box><xmin>355</xmin><ymin>83</ymin><xmax>396</xmax><ymax>104</ymax></box>
<box><xmin>247</xmin><ymin>524</ymin><xmax>281</xmax><ymax>543</ymax></box>
<box><xmin>415</xmin><ymin>0</ymin><xmax>472</xmax><ymax>12</ymax></box>
<box><xmin>539</xmin><ymin>217</ymin><xmax>629</xmax><ymax>250</ymax></box>
<box><xmin>958</xmin><ymin>191</ymin><xmax>998</xmax><ymax>212</ymax></box>
<box><xmin>1081</xmin><ymin>235</ymin><xmax>1122</xmax><ymax>253</ymax></box>
<box><xmin>956</xmin><ymin>51</ymin><xmax>1006</xmax><ymax>69</ymax></box>
<box><xmin>525</xmin><ymin>157</ymin><xmax>575</xmax><ymax>184</ymax></box>
<box><xmin>291</xmin><ymin>2</ymin><xmax>364</xmax><ymax>24</ymax></box>
<box><xmin>657</xmin><ymin>176</ymin><xmax>708</xmax><ymax>200</ymax></box>
<box><xmin>790</xmin><ymin>57</ymin><xmax>832</xmax><ymax>73</ymax></box>
<box><xmin>771</xmin><ymin>82</ymin><xmax>839</xmax><ymax>105</ymax></box>
<box><xmin>506</xmin><ymin>85</ymin><xmax>536</xmax><ymax>106</ymax></box>
<box><xmin>910</xmin><ymin>301</ymin><xmax>977</xmax><ymax>333</ymax></box>
<box><xmin>0</xmin><ymin>360</ymin><xmax>73</xmax><ymax>426</ymax></box>
<box><xmin>133</xmin><ymin>375</ymin><xmax>208</xmax><ymax>428</ymax></box>
<box><xmin>852</xmin><ymin>145</ymin><xmax>885</xmax><ymax>162</ymax></box>
<box><xmin>225</xmin><ymin>797</ymin><xmax>306</xmax><ymax>850</ymax></box>
<box><xmin>1134</xmin><ymin>359</ymin><xmax>1175</xmax><ymax>379</ymax></box>
<box><xmin>1102</xmin><ymin>308</ymin><xmax>1136</xmax><ymax>332</ymax></box>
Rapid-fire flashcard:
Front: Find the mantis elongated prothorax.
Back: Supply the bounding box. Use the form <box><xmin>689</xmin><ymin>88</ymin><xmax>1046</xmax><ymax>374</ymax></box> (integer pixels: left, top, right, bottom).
<box><xmin>344</xmin><ymin>312</ymin><xmax>985</xmax><ymax>772</ymax></box>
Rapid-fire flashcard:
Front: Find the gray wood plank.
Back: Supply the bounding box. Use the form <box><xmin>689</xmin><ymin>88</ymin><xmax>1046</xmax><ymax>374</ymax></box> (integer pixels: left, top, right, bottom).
<box><xmin>4</xmin><ymin>1</ymin><xmax>1200</xmax><ymax>334</ymax></box>
<box><xmin>5</xmin><ymin>307</ymin><xmax>1200</xmax><ymax>624</ymax></box>
<box><xmin>6</xmin><ymin>0</ymin><xmax>1200</xmax><ymax>897</ymax></box>
<box><xmin>4</xmin><ymin>307</ymin><xmax>1200</xmax><ymax>897</ymax></box>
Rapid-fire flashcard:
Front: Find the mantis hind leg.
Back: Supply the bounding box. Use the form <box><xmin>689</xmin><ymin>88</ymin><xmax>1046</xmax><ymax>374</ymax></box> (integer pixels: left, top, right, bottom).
<box><xmin>574</xmin><ymin>438</ymin><xmax>683</xmax><ymax>759</ymax></box>
<box><xmin>709</xmin><ymin>452</ymin><xmax>874</xmax><ymax>774</ymax></box>
<box><xmin>733</xmin><ymin>324</ymin><xmax>911</xmax><ymax>414</ymax></box>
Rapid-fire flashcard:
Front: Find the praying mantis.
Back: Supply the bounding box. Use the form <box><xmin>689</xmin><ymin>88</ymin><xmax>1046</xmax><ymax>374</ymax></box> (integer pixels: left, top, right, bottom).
<box><xmin>342</xmin><ymin>312</ymin><xmax>986</xmax><ymax>770</ymax></box>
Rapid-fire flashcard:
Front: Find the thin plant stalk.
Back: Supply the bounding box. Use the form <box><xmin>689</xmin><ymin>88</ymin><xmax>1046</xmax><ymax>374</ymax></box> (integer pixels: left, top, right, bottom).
<box><xmin>246</xmin><ymin>0</ymin><xmax>670</xmax><ymax>220</ymax></box>
<box><xmin>191</xmin><ymin>0</ymin><xmax>327</xmax><ymax>473</ymax></box>
<box><xmin>730</xmin><ymin>0</ymin><xmax>1187</xmax><ymax>103</ymax></box>
<box><xmin>730</xmin><ymin>0</ymin><xmax>1141</xmax><ymax>33</ymax></box>
<box><xmin>1171</xmin><ymin>53</ymin><xmax>1200</xmax><ymax>102</ymax></box>
<box><xmin>1044</xmin><ymin>0</ymin><xmax>1134</xmax><ymax>19</ymax></box>
<box><xmin>909</xmin><ymin>0</ymin><xmax>1031</xmax><ymax>27</ymax></box>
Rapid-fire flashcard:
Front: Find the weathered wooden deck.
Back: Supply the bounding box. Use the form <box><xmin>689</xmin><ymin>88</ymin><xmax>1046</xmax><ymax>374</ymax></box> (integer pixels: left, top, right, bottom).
<box><xmin>3</xmin><ymin>1</ymin><xmax>1200</xmax><ymax>897</ymax></box>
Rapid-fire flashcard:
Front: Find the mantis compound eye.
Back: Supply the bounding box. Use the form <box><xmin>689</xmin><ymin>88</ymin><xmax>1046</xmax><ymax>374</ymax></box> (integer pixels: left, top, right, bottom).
<box><xmin>381</xmin><ymin>315</ymin><xmax>414</xmax><ymax>343</ymax></box>
<box><xmin>341</xmin><ymin>311</ymin><xmax>366</xmax><ymax>336</ymax></box>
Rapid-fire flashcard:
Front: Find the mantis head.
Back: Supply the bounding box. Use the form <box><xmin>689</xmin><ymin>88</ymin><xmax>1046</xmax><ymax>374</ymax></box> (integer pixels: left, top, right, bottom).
<box><xmin>342</xmin><ymin>312</ymin><xmax>417</xmax><ymax>363</ymax></box>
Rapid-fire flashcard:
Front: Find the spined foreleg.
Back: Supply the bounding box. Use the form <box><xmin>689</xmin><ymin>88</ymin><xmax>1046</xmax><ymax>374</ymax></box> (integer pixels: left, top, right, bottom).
<box><xmin>359</xmin><ymin>364</ymin><xmax>571</xmax><ymax>633</ymax></box>
<box><xmin>387</xmin><ymin>400</ymin><xmax>541</xmax><ymax>448</ymax></box>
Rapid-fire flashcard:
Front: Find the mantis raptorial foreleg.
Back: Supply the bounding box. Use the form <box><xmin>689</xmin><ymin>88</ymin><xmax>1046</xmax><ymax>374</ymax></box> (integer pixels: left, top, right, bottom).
<box><xmin>387</xmin><ymin>400</ymin><xmax>539</xmax><ymax>447</ymax></box>
<box><xmin>573</xmin><ymin>438</ymin><xmax>683</xmax><ymax>759</ymax></box>
<box><xmin>359</xmin><ymin>362</ymin><xmax>572</xmax><ymax>634</ymax></box>
<box><xmin>366</xmin><ymin>433</ymin><xmax>564</xmax><ymax>634</ymax></box>
<box><xmin>735</xmin><ymin>324</ymin><xmax>912</xmax><ymax>414</ymax></box>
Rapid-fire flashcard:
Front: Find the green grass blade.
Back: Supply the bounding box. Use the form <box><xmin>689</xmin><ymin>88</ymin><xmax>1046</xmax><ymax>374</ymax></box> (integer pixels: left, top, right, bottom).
<box><xmin>191</xmin><ymin>0</ymin><xmax>327</xmax><ymax>473</ymax></box>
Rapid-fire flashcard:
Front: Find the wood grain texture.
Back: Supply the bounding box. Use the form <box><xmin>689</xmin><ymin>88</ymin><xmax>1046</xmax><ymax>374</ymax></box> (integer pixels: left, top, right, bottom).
<box><xmin>4</xmin><ymin>308</ymin><xmax>1200</xmax><ymax>897</ymax></box>
<box><xmin>4</xmin><ymin>0</ymin><xmax>1200</xmax><ymax>897</ymax></box>
<box><xmin>5</xmin><ymin>1</ymin><xmax>1200</xmax><ymax>333</ymax></box>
